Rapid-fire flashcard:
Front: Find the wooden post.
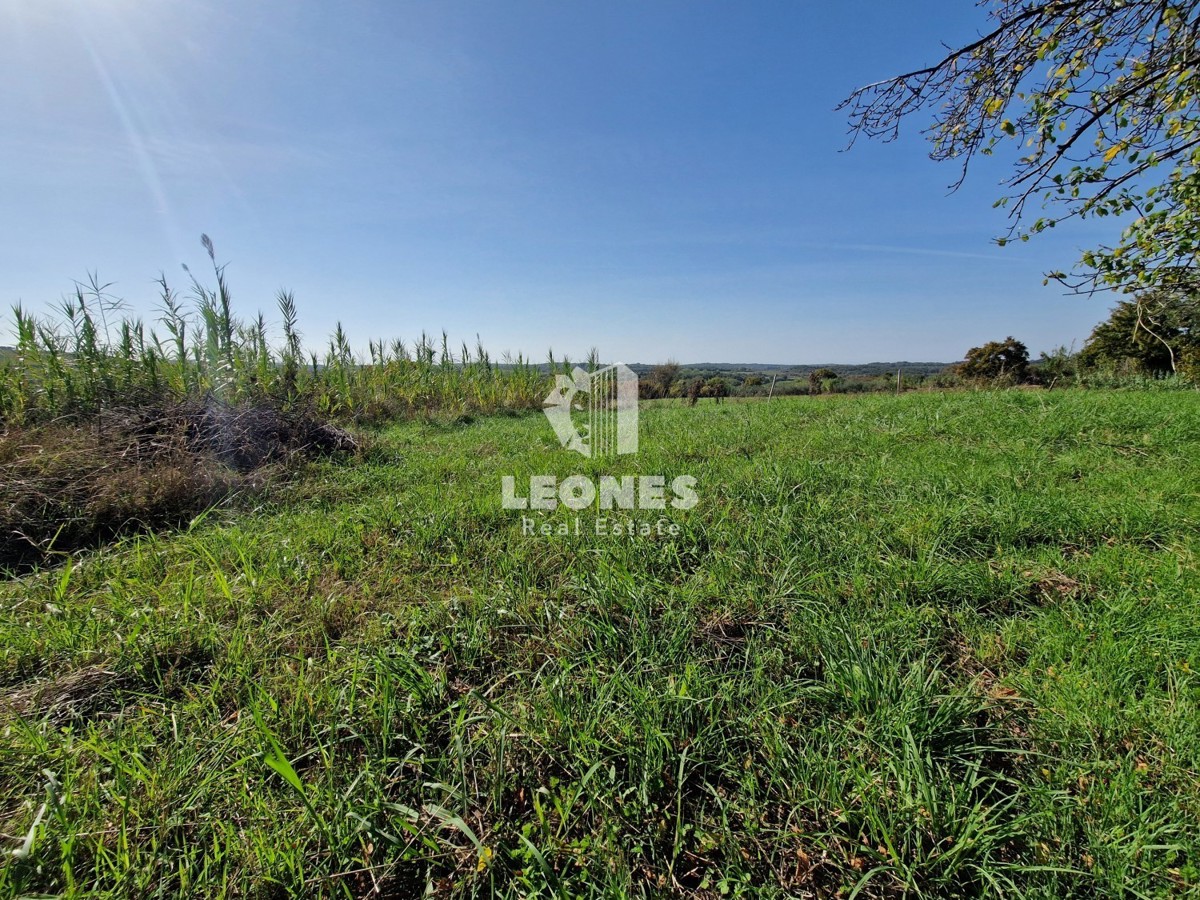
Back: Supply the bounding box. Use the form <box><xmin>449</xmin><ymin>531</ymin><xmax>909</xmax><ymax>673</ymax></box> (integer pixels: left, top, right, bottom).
<box><xmin>767</xmin><ymin>373</ymin><xmax>777</xmax><ymax>401</ymax></box>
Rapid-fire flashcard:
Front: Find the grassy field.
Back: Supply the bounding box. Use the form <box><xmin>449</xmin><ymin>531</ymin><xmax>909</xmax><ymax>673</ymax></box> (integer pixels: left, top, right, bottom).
<box><xmin>2</xmin><ymin>389</ymin><xmax>1198</xmax><ymax>898</ymax></box>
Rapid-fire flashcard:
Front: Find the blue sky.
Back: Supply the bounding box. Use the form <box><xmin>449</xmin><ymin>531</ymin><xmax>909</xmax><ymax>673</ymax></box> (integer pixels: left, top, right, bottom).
<box><xmin>1</xmin><ymin>0</ymin><xmax>1119</xmax><ymax>363</ymax></box>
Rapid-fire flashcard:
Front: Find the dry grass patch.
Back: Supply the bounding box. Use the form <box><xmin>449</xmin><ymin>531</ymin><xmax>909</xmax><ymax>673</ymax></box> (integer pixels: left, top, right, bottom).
<box><xmin>0</xmin><ymin>401</ymin><xmax>356</xmax><ymax>570</ymax></box>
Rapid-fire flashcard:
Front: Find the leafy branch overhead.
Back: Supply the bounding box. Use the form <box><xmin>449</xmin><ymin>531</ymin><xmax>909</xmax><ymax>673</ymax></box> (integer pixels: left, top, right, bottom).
<box><xmin>841</xmin><ymin>0</ymin><xmax>1200</xmax><ymax>294</ymax></box>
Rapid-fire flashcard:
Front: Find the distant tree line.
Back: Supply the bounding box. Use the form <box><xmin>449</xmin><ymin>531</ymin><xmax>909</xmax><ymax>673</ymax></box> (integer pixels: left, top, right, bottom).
<box><xmin>639</xmin><ymin>362</ymin><xmax>730</xmax><ymax>403</ymax></box>
<box><xmin>953</xmin><ymin>285</ymin><xmax>1198</xmax><ymax>387</ymax></box>
<box><xmin>637</xmin><ymin>286</ymin><xmax>1197</xmax><ymax>402</ymax></box>
<box><xmin>628</xmin><ymin>285</ymin><xmax>1198</xmax><ymax>402</ymax></box>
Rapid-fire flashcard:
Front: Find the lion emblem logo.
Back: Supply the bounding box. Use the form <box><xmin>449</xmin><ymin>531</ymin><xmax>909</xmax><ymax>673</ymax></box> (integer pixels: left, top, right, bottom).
<box><xmin>543</xmin><ymin>364</ymin><xmax>639</xmax><ymax>458</ymax></box>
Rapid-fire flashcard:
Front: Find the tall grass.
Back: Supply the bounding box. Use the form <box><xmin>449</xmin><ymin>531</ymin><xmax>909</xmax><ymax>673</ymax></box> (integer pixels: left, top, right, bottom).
<box><xmin>0</xmin><ymin>238</ymin><xmax>551</xmax><ymax>427</ymax></box>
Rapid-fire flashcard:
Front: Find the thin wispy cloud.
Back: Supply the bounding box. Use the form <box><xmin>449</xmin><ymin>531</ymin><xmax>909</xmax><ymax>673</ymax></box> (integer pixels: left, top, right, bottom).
<box><xmin>802</xmin><ymin>241</ymin><xmax>1025</xmax><ymax>263</ymax></box>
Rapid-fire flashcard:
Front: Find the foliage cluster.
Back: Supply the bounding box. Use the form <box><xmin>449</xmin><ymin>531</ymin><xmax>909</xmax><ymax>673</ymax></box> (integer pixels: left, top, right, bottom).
<box><xmin>844</xmin><ymin>0</ymin><xmax>1200</xmax><ymax>295</ymax></box>
<box><xmin>1079</xmin><ymin>287</ymin><xmax>1200</xmax><ymax>376</ymax></box>
<box><xmin>955</xmin><ymin>337</ymin><xmax>1032</xmax><ymax>384</ymax></box>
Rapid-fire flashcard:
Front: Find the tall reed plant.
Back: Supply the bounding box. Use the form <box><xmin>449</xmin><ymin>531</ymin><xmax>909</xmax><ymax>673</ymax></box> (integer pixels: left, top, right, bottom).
<box><xmin>0</xmin><ymin>238</ymin><xmax>552</xmax><ymax>426</ymax></box>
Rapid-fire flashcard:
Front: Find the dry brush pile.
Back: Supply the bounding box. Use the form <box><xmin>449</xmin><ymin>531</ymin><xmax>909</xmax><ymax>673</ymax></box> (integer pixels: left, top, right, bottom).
<box><xmin>0</xmin><ymin>237</ymin><xmax>551</xmax><ymax>568</ymax></box>
<box><xmin>0</xmin><ymin>400</ymin><xmax>358</xmax><ymax>570</ymax></box>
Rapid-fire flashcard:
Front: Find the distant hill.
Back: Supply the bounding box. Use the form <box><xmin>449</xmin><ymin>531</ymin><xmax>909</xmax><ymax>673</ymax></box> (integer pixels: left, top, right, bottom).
<box><xmin>629</xmin><ymin>361</ymin><xmax>953</xmax><ymax>379</ymax></box>
<box><xmin>714</xmin><ymin>361</ymin><xmax>946</xmax><ymax>376</ymax></box>
<box><xmin>663</xmin><ymin>362</ymin><xmax>950</xmax><ymax>371</ymax></box>
<box><xmin>499</xmin><ymin>360</ymin><xmax>954</xmax><ymax>378</ymax></box>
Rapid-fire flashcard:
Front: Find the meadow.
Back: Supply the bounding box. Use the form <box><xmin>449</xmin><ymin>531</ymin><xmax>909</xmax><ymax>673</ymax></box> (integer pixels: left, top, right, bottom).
<box><xmin>1</xmin><ymin>388</ymin><xmax>1198</xmax><ymax>898</ymax></box>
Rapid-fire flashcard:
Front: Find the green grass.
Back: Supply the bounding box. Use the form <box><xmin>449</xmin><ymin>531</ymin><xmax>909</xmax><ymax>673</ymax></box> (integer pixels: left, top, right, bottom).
<box><xmin>2</xmin><ymin>389</ymin><xmax>1198</xmax><ymax>898</ymax></box>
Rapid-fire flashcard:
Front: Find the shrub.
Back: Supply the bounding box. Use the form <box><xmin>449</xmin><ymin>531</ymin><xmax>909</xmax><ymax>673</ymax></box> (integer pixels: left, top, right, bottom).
<box><xmin>955</xmin><ymin>336</ymin><xmax>1031</xmax><ymax>383</ymax></box>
